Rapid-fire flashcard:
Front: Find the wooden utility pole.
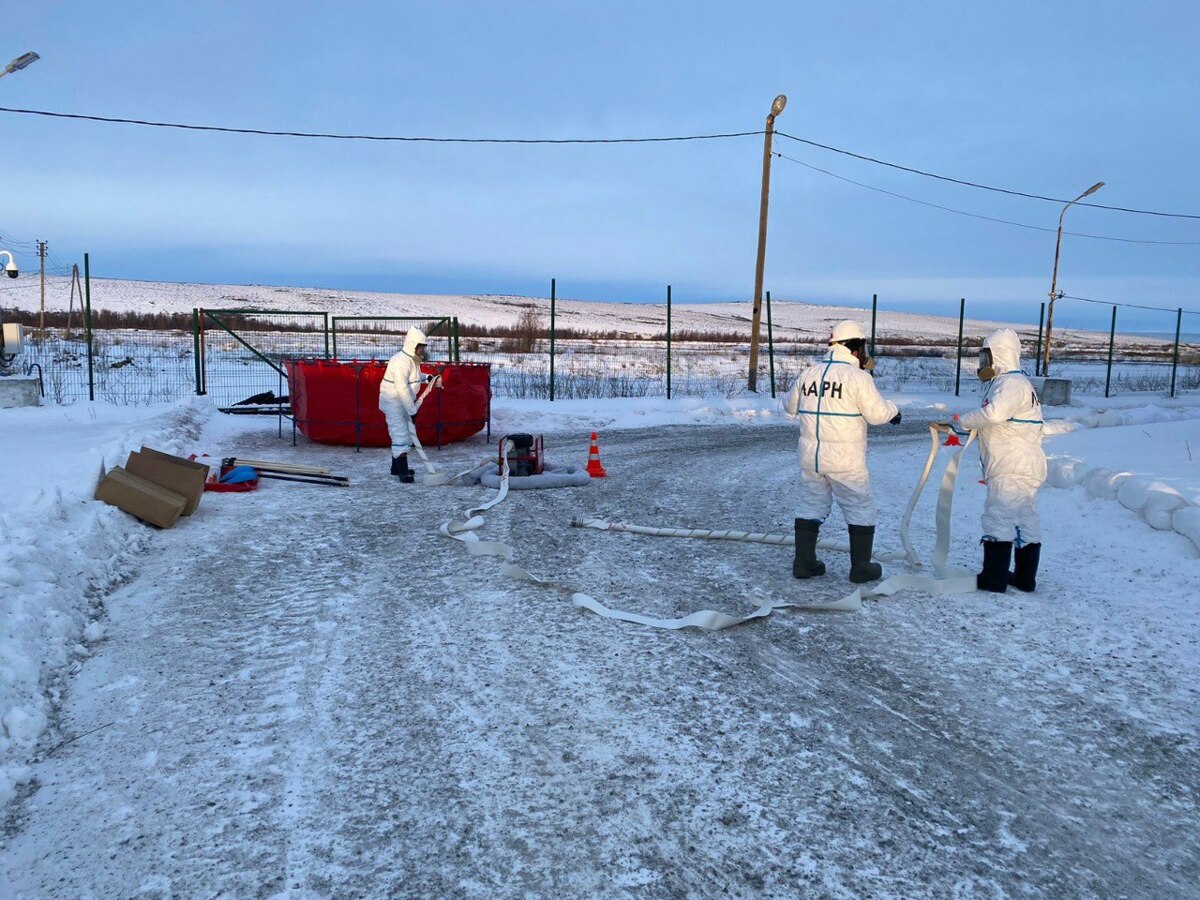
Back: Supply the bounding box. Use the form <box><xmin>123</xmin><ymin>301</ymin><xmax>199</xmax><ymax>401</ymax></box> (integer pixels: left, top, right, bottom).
<box><xmin>748</xmin><ymin>94</ymin><xmax>787</xmax><ymax>393</ymax></box>
<box><xmin>37</xmin><ymin>240</ymin><xmax>47</xmax><ymax>335</ymax></box>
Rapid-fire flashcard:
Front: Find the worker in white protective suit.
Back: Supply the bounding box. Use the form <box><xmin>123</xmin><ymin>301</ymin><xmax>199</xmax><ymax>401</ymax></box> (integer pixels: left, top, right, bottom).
<box><xmin>955</xmin><ymin>328</ymin><xmax>1045</xmax><ymax>593</ymax></box>
<box><xmin>784</xmin><ymin>321</ymin><xmax>901</xmax><ymax>583</ymax></box>
<box><xmin>379</xmin><ymin>327</ymin><xmax>439</xmax><ymax>483</ymax></box>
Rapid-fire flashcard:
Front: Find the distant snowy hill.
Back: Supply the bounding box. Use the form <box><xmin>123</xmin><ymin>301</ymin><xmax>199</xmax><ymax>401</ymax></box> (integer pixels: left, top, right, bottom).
<box><xmin>0</xmin><ymin>274</ymin><xmax>1161</xmax><ymax>348</ymax></box>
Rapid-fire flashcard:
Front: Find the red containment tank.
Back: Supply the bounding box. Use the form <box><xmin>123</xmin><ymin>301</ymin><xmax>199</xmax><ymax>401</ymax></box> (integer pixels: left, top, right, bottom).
<box><xmin>286</xmin><ymin>358</ymin><xmax>491</xmax><ymax>448</ymax></box>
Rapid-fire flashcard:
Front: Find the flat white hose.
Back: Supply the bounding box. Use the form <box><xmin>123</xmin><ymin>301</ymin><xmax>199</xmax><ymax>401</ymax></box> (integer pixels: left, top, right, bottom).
<box><xmin>568</xmin><ymin>422</ymin><xmax>979</xmax><ymax>630</ymax></box>
<box><xmin>435</xmin><ymin>424</ymin><xmax>979</xmax><ymax>632</ymax></box>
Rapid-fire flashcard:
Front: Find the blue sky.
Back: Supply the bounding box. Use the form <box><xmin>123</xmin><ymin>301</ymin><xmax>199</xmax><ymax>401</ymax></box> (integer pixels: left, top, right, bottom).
<box><xmin>1</xmin><ymin>1</ymin><xmax>1197</xmax><ymax>330</ymax></box>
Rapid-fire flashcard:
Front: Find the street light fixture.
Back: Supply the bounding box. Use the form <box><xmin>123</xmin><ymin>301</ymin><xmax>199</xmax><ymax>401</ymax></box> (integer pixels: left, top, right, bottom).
<box><xmin>1</xmin><ymin>51</ymin><xmax>39</xmax><ymax>78</ymax></box>
<box><xmin>1042</xmin><ymin>180</ymin><xmax>1104</xmax><ymax>377</ymax></box>
<box><xmin>748</xmin><ymin>93</ymin><xmax>787</xmax><ymax>393</ymax></box>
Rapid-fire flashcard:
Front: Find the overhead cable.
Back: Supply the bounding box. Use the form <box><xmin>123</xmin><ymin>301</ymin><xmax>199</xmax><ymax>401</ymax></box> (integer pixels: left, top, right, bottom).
<box><xmin>4</xmin><ymin>105</ymin><xmax>1196</xmax><ymax>219</ymax></box>
<box><xmin>1060</xmin><ymin>294</ymin><xmax>1197</xmax><ymax>315</ymax></box>
<box><xmin>775</xmin><ymin>131</ymin><xmax>1200</xmax><ymax>221</ymax></box>
<box><xmin>774</xmin><ymin>152</ymin><xmax>1200</xmax><ymax>245</ymax></box>
<box><xmin>0</xmin><ymin>107</ymin><xmax>762</xmax><ymax>144</ymax></box>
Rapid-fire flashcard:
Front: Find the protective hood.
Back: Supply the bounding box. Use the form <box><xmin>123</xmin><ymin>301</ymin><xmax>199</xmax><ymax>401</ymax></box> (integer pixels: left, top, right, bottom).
<box><xmin>402</xmin><ymin>327</ymin><xmax>428</xmax><ymax>356</ymax></box>
<box><xmin>824</xmin><ymin>342</ymin><xmax>859</xmax><ymax>365</ymax></box>
<box><xmin>983</xmin><ymin>328</ymin><xmax>1023</xmax><ymax>374</ymax></box>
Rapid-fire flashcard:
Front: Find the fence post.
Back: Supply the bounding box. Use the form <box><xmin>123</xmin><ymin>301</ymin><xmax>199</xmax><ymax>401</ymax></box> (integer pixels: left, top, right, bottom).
<box><xmin>84</xmin><ymin>252</ymin><xmax>94</xmax><ymax>402</ymax></box>
<box><xmin>197</xmin><ymin>307</ymin><xmax>207</xmax><ymax>395</ymax></box>
<box><xmin>323</xmin><ymin>313</ymin><xmax>331</xmax><ymax>359</ymax></box>
<box><xmin>766</xmin><ymin>290</ymin><xmax>776</xmax><ymax>398</ymax></box>
<box><xmin>1170</xmin><ymin>307</ymin><xmax>1182</xmax><ymax>398</ymax></box>
<box><xmin>454</xmin><ymin>316</ymin><xmax>461</xmax><ymax>362</ymax></box>
<box><xmin>955</xmin><ymin>297</ymin><xmax>965</xmax><ymax>397</ymax></box>
<box><xmin>870</xmin><ymin>293</ymin><xmax>877</xmax><ymax>358</ymax></box>
<box><xmin>1105</xmin><ymin>305</ymin><xmax>1117</xmax><ymax>398</ymax></box>
<box><xmin>1035</xmin><ymin>302</ymin><xmax>1045</xmax><ymax>377</ymax></box>
<box><xmin>330</xmin><ymin>317</ymin><xmax>339</xmax><ymax>360</ymax></box>
<box><xmin>549</xmin><ymin>277</ymin><xmax>556</xmax><ymax>402</ymax></box>
<box><xmin>192</xmin><ymin>308</ymin><xmax>203</xmax><ymax>395</ymax></box>
<box><xmin>666</xmin><ymin>284</ymin><xmax>672</xmax><ymax>400</ymax></box>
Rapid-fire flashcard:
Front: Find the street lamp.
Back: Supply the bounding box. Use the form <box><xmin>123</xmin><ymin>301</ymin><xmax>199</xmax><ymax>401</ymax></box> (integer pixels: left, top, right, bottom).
<box><xmin>0</xmin><ymin>51</ymin><xmax>39</xmax><ymax>78</ymax></box>
<box><xmin>748</xmin><ymin>93</ymin><xmax>787</xmax><ymax>393</ymax></box>
<box><xmin>1042</xmin><ymin>180</ymin><xmax>1104</xmax><ymax>376</ymax></box>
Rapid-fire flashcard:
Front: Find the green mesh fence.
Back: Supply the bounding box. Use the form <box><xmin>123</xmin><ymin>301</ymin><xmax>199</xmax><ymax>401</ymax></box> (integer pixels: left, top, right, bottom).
<box><xmin>330</xmin><ymin>316</ymin><xmax>454</xmax><ymax>363</ymax></box>
<box><xmin>5</xmin><ymin>292</ymin><xmax>1197</xmax><ymax>406</ymax></box>
<box><xmin>12</xmin><ymin>320</ymin><xmax>196</xmax><ymax>405</ymax></box>
<box><xmin>199</xmin><ymin>309</ymin><xmax>328</xmax><ymax>408</ymax></box>
<box><xmin>1041</xmin><ymin>298</ymin><xmax>1192</xmax><ymax>396</ymax></box>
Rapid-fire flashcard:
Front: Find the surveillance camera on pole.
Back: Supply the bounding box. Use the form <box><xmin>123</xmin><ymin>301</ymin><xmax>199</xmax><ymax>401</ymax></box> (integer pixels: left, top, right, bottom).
<box><xmin>1</xmin><ymin>250</ymin><xmax>17</xmax><ymax>279</ymax></box>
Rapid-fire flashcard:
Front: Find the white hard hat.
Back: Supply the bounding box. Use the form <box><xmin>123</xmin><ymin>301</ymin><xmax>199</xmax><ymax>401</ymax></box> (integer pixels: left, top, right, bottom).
<box><xmin>829</xmin><ymin>320</ymin><xmax>867</xmax><ymax>344</ymax></box>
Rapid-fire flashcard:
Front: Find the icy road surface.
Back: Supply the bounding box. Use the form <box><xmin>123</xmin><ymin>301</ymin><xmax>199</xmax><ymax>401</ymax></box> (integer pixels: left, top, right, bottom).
<box><xmin>4</xmin><ymin>419</ymin><xmax>1198</xmax><ymax>897</ymax></box>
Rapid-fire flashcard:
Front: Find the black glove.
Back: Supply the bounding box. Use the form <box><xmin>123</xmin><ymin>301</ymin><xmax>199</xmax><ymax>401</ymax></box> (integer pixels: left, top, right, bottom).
<box><xmin>889</xmin><ymin>412</ymin><xmax>902</xmax><ymax>425</ymax></box>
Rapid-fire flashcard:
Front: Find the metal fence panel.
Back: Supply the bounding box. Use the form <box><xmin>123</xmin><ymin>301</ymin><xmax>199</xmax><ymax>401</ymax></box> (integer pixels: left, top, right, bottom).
<box><xmin>200</xmin><ymin>310</ymin><xmax>328</xmax><ymax>408</ymax></box>
<box><xmin>329</xmin><ymin>316</ymin><xmax>453</xmax><ymax>363</ymax></box>
<box><xmin>1045</xmin><ymin>297</ymin><xmax>1191</xmax><ymax>396</ymax></box>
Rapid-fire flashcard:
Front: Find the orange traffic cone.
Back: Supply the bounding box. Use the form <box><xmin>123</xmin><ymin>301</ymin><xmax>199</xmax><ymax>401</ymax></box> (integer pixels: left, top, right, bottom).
<box><xmin>585</xmin><ymin>432</ymin><xmax>608</xmax><ymax>478</ymax></box>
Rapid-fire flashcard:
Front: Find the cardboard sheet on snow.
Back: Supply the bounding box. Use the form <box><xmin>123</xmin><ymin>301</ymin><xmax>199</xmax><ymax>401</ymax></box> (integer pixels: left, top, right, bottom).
<box><xmin>126</xmin><ymin>447</ymin><xmax>209</xmax><ymax>515</ymax></box>
<box><xmin>94</xmin><ymin>447</ymin><xmax>210</xmax><ymax>527</ymax></box>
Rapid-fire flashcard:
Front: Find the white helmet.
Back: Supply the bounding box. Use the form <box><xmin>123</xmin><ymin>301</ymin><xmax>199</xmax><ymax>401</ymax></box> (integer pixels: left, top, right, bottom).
<box><xmin>829</xmin><ymin>320</ymin><xmax>867</xmax><ymax>344</ymax></box>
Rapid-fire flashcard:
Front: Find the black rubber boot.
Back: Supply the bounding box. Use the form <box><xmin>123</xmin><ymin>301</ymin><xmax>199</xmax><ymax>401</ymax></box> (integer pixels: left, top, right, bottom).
<box><xmin>1007</xmin><ymin>542</ymin><xmax>1041</xmax><ymax>593</ymax></box>
<box><xmin>847</xmin><ymin>524</ymin><xmax>883</xmax><ymax>584</ymax></box>
<box><xmin>398</xmin><ymin>453</ymin><xmax>415</xmax><ymax>484</ymax></box>
<box><xmin>390</xmin><ymin>454</ymin><xmax>403</xmax><ymax>477</ymax></box>
<box><xmin>977</xmin><ymin>539</ymin><xmax>1013</xmax><ymax>593</ymax></box>
<box><xmin>793</xmin><ymin>518</ymin><xmax>826</xmax><ymax>579</ymax></box>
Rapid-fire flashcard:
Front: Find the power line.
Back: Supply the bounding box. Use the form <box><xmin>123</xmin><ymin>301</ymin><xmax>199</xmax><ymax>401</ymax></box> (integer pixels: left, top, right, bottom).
<box><xmin>0</xmin><ymin>106</ymin><xmax>763</xmax><ymax>145</ymax></box>
<box><xmin>774</xmin><ymin>152</ymin><xmax>1200</xmax><ymax>245</ymax></box>
<box><xmin>5</xmin><ymin>104</ymin><xmax>1196</xmax><ymax>220</ymax></box>
<box><xmin>1060</xmin><ymin>294</ymin><xmax>1198</xmax><ymax>315</ymax></box>
<box><xmin>775</xmin><ymin>131</ymin><xmax>1200</xmax><ymax>221</ymax></box>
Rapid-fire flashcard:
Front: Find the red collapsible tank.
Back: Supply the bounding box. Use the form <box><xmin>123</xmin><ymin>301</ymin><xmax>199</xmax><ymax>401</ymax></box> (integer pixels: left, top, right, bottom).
<box><xmin>286</xmin><ymin>358</ymin><xmax>491</xmax><ymax>448</ymax></box>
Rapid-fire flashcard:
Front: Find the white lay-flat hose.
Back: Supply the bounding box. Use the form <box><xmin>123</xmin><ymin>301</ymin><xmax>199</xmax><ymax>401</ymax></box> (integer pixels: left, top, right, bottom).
<box><xmin>899</xmin><ymin>422</ymin><xmax>977</xmax><ymax>576</ymax></box>
<box><xmin>568</xmin><ymin>519</ymin><xmax>908</xmax><ymax>563</ymax></box>
<box><xmin>567</xmin><ymin>422</ymin><xmax>979</xmax><ymax>630</ymax></box>
<box><xmin>434</xmin><ymin>423</ymin><xmax>979</xmax><ymax>632</ymax></box>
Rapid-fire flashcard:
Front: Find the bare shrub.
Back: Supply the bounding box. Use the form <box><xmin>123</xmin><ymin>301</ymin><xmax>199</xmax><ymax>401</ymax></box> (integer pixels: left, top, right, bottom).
<box><xmin>500</xmin><ymin>308</ymin><xmax>544</xmax><ymax>353</ymax></box>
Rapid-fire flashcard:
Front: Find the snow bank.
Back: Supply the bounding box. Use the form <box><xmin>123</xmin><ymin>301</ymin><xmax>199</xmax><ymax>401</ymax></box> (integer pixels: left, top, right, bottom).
<box><xmin>1041</xmin><ymin>405</ymin><xmax>1200</xmax><ymax>553</ymax></box>
<box><xmin>491</xmin><ymin>393</ymin><xmax>794</xmax><ymax>434</ymax></box>
<box><xmin>0</xmin><ymin>399</ymin><xmax>212</xmax><ymax>805</ymax></box>
<box><xmin>1051</xmin><ymin>401</ymin><xmax>1200</xmax><ymax>433</ymax></box>
<box><xmin>1046</xmin><ymin>458</ymin><xmax>1200</xmax><ymax>554</ymax></box>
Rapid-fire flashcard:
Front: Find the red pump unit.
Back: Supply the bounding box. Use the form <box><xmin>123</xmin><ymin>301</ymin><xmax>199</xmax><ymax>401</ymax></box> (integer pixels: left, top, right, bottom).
<box><xmin>500</xmin><ymin>433</ymin><xmax>543</xmax><ymax>477</ymax></box>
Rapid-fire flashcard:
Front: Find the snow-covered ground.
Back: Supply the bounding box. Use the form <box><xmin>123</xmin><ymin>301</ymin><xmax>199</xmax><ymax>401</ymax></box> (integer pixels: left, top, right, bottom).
<box><xmin>1</xmin><ymin>391</ymin><xmax>1199</xmax><ymax>895</ymax></box>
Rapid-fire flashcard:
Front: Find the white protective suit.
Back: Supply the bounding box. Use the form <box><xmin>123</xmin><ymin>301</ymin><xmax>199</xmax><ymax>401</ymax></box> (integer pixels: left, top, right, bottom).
<box><xmin>784</xmin><ymin>343</ymin><xmax>899</xmax><ymax>526</ymax></box>
<box><xmin>958</xmin><ymin>328</ymin><xmax>1046</xmax><ymax>545</ymax></box>
<box><xmin>378</xmin><ymin>327</ymin><xmax>429</xmax><ymax>458</ymax></box>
